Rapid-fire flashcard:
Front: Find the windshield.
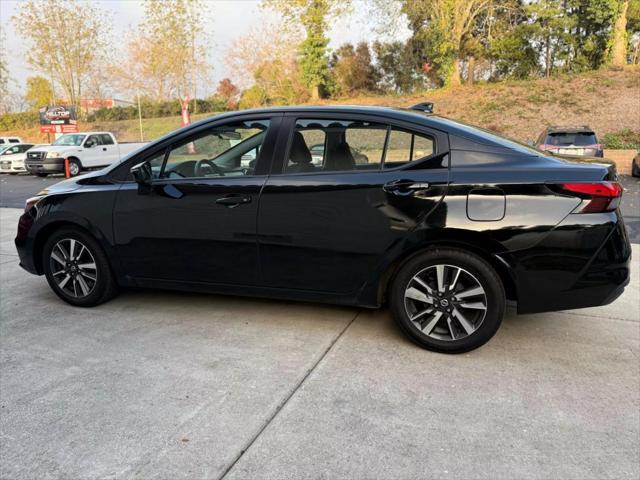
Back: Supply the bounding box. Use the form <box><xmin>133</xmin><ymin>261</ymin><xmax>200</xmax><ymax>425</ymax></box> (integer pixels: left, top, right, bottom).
<box><xmin>545</xmin><ymin>132</ymin><xmax>598</xmax><ymax>146</ymax></box>
<box><xmin>0</xmin><ymin>146</ymin><xmax>9</xmax><ymax>155</ymax></box>
<box><xmin>53</xmin><ymin>134</ymin><xmax>86</xmax><ymax>146</ymax></box>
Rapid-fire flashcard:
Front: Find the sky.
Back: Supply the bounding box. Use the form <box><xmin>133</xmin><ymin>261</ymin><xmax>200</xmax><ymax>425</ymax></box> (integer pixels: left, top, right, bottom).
<box><xmin>0</xmin><ymin>0</ymin><xmax>409</xmax><ymax>100</ymax></box>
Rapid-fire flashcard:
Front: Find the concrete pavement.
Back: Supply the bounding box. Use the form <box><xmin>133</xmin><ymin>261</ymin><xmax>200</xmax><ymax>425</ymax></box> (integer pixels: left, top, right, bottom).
<box><xmin>0</xmin><ymin>207</ymin><xmax>638</xmax><ymax>479</ymax></box>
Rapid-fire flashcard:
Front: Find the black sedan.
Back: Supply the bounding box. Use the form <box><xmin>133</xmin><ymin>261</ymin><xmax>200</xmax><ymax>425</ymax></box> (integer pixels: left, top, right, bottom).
<box><xmin>15</xmin><ymin>106</ymin><xmax>631</xmax><ymax>353</ymax></box>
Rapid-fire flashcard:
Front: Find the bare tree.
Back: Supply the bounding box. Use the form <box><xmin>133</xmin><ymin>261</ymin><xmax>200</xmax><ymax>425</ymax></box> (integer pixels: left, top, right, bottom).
<box><xmin>13</xmin><ymin>0</ymin><xmax>110</xmax><ymax>111</ymax></box>
<box><xmin>113</xmin><ymin>0</ymin><xmax>211</xmax><ymax>103</ymax></box>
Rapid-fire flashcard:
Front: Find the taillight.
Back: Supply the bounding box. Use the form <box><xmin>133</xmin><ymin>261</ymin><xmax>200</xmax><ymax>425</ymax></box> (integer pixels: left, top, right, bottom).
<box><xmin>559</xmin><ymin>182</ymin><xmax>623</xmax><ymax>213</ymax></box>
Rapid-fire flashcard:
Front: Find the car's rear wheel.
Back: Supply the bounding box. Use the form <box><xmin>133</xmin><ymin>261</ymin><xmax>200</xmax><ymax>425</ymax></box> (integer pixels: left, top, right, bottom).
<box><xmin>390</xmin><ymin>248</ymin><xmax>505</xmax><ymax>353</ymax></box>
<box><xmin>42</xmin><ymin>227</ymin><xmax>118</xmax><ymax>307</ymax></box>
<box><xmin>35</xmin><ymin>173</ymin><xmax>48</xmax><ymax>177</ymax></box>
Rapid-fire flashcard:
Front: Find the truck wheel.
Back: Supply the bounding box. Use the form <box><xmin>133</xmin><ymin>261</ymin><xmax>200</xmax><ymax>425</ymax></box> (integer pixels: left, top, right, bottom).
<box><xmin>67</xmin><ymin>158</ymin><xmax>82</xmax><ymax>177</ymax></box>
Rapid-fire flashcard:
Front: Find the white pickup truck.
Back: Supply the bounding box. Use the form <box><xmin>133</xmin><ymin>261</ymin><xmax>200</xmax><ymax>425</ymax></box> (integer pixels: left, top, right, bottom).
<box><xmin>25</xmin><ymin>132</ymin><xmax>147</xmax><ymax>177</ymax></box>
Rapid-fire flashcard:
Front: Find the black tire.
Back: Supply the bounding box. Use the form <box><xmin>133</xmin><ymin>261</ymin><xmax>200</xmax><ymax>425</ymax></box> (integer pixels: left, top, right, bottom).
<box><xmin>36</xmin><ymin>173</ymin><xmax>48</xmax><ymax>177</ymax></box>
<box><xmin>42</xmin><ymin>227</ymin><xmax>118</xmax><ymax>307</ymax></box>
<box><xmin>390</xmin><ymin>248</ymin><xmax>505</xmax><ymax>353</ymax></box>
<box><xmin>632</xmin><ymin>158</ymin><xmax>640</xmax><ymax>178</ymax></box>
<box><xmin>67</xmin><ymin>157</ymin><xmax>82</xmax><ymax>177</ymax></box>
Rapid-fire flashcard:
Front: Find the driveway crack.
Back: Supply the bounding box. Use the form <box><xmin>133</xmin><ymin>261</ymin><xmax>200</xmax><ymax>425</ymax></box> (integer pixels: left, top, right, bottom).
<box><xmin>218</xmin><ymin>309</ymin><xmax>360</xmax><ymax>480</ymax></box>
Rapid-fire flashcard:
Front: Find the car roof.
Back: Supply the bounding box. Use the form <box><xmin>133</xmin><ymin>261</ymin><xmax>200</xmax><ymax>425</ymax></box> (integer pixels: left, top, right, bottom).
<box><xmin>190</xmin><ymin>105</ymin><xmax>502</xmax><ymax>139</ymax></box>
<box><xmin>545</xmin><ymin>125</ymin><xmax>595</xmax><ymax>134</ymax></box>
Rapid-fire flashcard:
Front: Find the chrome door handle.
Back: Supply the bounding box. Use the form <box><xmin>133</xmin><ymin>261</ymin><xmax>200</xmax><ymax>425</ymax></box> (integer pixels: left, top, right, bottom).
<box><xmin>215</xmin><ymin>195</ymin><xmax>252</xmax><ymax>208</ymax></box>
<box><xmin>383</xmin><ymin>179</ymin><xmax>430</xmax><ymax>195</ymax></box>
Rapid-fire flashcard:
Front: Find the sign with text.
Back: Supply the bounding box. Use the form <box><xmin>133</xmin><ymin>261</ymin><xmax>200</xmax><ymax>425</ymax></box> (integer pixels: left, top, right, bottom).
<box><xmin>39</xmin><ymin>106</ymin><xmax>78</xmax><ymax>134</ymax></box>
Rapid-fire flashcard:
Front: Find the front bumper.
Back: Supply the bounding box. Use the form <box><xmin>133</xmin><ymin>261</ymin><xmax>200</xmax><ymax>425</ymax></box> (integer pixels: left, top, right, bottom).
<box><xmin>26</xmin><ymin>157</ymin><xmax>65</xmax><ymax>174</ymax></box>
<box><xmin>15</xmin><ymin>210</ymin><xmax>39</xmax><ymax>274</ymax></box>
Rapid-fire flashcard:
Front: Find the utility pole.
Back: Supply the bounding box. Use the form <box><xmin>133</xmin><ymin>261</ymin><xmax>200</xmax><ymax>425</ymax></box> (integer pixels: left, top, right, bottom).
<box><xmin>137</xmin><ymin>91</ymin><xmax>143</xmax><ymax>142</ymax></box>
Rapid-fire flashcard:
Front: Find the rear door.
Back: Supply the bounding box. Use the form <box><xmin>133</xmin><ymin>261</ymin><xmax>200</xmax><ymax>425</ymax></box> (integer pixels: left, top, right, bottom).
<box><xmin>82</xmin><ymin>135</ymin><xmax>104</xmax><ymax>167</ymax></box>
<box><xmin>257</xmin><ymin>113</ymin><xmax>449</xmax><ymax>295</ymax></box>
<box><xmin>98</xmin><ymin>133</ymin><xmax>119</xmax><ymax>165</ymax></box>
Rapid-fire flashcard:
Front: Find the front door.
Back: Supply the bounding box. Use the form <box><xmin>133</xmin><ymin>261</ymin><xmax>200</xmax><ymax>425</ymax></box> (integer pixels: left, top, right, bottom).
<box><xmin>113</xmin><ymin>116</ymin><xmax>279</xmax><ymax>286</ymax></box>
<box><xmin>257</xmin><ymin>115</ymin><xmax>449</xmax><ymax>295</ymax></box>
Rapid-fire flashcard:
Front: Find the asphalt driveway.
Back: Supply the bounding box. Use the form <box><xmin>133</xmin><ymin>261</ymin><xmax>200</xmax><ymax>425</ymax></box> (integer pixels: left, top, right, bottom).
<box><xmin>0</xmin><ymin>207</ymin><xmax>638</xmax><ymax>479</ymax></box>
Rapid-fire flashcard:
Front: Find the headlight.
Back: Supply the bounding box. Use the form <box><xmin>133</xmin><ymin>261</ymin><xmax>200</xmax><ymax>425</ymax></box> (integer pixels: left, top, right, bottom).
<box><xmin>46</xmin><ymin>151</ymin><xmax>59</xmax><ymax>158</ymax></box>
<box><xmin>25</xmin><ymin>195</ymin><xmax>44</xmax><ymax>213</ymax></box>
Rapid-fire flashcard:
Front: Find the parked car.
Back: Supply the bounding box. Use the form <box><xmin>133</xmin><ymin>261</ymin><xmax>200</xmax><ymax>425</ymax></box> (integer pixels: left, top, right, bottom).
<box><xmin>535</xmin><ymin>126</ymin><xmax>604</xmax><ymax>157</ymax></box>
<box><xmin>15</xmin><ymin>106</ymin><xmax>631</xmax><ymax>353</ymax></box>
<box><xmin>25</xmin><ymin>132</ymin><xmax>147</xmax><ymax>177</ymax></box>
<box><xmin>632</xmin><ymin>152</ymin><xmax>639</xmax><ymax>178</ymax></box>
<box><xmin>0</xmin><ymin>136</ymin><xmax>22</xmax><ymax>145</ymax></box>
<box><xmin>0</xmin><ymin>143</ymin><xmax>35</xmax><ymax>174</ymax></box>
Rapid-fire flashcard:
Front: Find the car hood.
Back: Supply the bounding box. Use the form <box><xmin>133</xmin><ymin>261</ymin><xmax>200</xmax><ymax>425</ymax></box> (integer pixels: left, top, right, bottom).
<box><xmin>31</xmin><ymin>145</ymin><xmax>82</xmax><ymax>154</ymax></box>
<box><xmin>36</xmin><ymin>169</ymin><xmax>108</xmax><ymax>196</ymax></box>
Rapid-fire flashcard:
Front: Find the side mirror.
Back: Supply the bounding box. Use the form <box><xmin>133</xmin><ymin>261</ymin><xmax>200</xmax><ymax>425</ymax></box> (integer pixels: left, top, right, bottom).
<box><xmin>85</xmin><ymin>140</ymin><xmax>96</xmax><ymax>148</ymax></box>
<box><xmin>130</xmin><ymin>161</ymin><xmax>152</xmax><ymax>185</ymax></box>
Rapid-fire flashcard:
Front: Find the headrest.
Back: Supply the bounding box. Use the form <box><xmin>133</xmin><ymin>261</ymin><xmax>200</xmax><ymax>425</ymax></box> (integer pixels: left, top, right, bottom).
<box><xmin>289</xmin><ymin>131</ymin><xmax>312</xmax><ymax>164</ymax></box>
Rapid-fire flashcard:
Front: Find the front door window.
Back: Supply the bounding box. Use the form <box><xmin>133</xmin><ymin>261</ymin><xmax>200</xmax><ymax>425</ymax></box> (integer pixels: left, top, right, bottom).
<box><xmin>160</xmin><ymin>120</ymin><xmax>271</xmax><ymax>179</ymax></box>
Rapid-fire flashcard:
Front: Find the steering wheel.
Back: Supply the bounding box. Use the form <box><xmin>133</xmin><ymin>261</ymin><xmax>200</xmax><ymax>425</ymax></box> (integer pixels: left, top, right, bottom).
<box><xmin>194</xmin><ymin>159</ymin><xmax>224</xmax><ymax>177</ymax></box>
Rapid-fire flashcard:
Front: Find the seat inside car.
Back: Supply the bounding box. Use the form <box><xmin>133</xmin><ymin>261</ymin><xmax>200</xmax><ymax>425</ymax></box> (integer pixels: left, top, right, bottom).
<box><xmin>287</xmin><ymin>131</ymin><xmax>315</xmax><ymax>173</ymax></box>
<box><xmin>325</xmin><ymin>133</ymin><xmax>355</xmax><ymax>171</ymax></box>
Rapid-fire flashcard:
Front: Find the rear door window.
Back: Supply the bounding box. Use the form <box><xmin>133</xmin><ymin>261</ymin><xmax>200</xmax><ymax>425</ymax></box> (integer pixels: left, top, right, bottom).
<box><xmin>384</xmin><ymin>128</ymin><xmax>435</xmax><ymax>169</ymax></box>
<box><xmin>285</xmin><ymin>119</ymin><xmax>387</xmax><ymax>174</ymax></box>
<box><xmin>283</xmin><ymin>118</ymin><xmax>442</xmax><ymax>174</ymax></box>
<box><xmin>99</xmin><ymin>134</ymin><xmax>114</xmax><ymax>145</ymax></box>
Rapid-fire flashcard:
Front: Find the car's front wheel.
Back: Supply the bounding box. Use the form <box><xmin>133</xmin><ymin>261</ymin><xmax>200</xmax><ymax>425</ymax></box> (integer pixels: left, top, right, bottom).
<box><xmin>67</xmin><ymin>158</ymin><xmax>82</xmax><ymax>177</ymax></box>
<box><xmin>390</xmin><ymin>248</ymin><xmax>505</xmax><ymax>353</ymax></box>
<box><xmin>42</xmin><ymin>227</ymin><xmax>118</xmax><ymax>307</ymax></box>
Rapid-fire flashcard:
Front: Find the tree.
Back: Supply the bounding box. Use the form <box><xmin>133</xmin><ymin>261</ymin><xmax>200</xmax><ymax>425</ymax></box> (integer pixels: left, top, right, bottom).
<box><xmin>612</xmin><ymin>0</ymin><xmax>630</xmax><ymax>66</ymax></box>
<box><xmin>330</xmin><ymin>42</ymin><xmax>380</xmax><ymax>95</ymax></box>
<box><xmin>13</xmin><ymin>0</ymin><xmax>109</xmax><ymax>110</ymax></box>
<box><xmin>24</xmin><ymin>76</ymin><xmax>54</xmax><ymax>110</ymax></box>
<box><xmin>628</xmin><ymin>0</ymin><xmax>640</xmax><ymax>63</ymax></box>
<box><xmin>372</xmin><ymin>41</ymin><xmax>428</xmax><ymax>93</ymax></box>
<box><xmin>374</xmin><ymin>0</ymin><xmax>493</xmax><ymax>87</ymax></box>
<box><xmin>263</xmin><ymin>0</ymin><xmax>351</xmax><ymax>99</ymax></box>
<box><xmin>216</xmin><ymin>78</ymin><xmax>240</xmax><ymax>109</ymax></box>
<box><xmin>112</xmin><ymin>0</ymin><xmax>210</xmax><ymax>103</ymax></box>
<box><xmin>227</xmin><ymin>21</ymin><xmax>309</xmax><ymax>106</ymax></box>
<box><xmin>226</xmin><ymin>20</ymin><xmax>303</xmax><ymax>89</ymax></box>
<box><xmin>0</xmin><ymin>27</ymin><xmax>11</xmax><ymax>114</ymax></box>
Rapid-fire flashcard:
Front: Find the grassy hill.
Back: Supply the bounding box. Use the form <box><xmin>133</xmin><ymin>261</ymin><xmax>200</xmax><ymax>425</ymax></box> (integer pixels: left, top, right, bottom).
<box><xmin>5</xmin><ymin>67</ymin><xmax>640</xmax><ymax>146</ymax></box>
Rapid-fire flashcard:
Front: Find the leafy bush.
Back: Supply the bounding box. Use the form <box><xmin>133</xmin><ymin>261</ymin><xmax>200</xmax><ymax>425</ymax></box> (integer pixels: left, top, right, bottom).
<box><xmin>0</xmin><ymin>111</ymin><xmax>39</xmax><ymax>131</ymax></box>
<box><xmin>87</xmin><ymin>99</ymin><xmax>224</xmax><ymax>122</ymax></box>
<box><xmin>602</xmin><ymin>129</ymin><xmax>640</xmax><ymax>150</ymax></box>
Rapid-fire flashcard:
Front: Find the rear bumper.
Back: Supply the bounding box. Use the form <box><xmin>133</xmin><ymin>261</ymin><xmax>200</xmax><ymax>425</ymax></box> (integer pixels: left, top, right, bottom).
<box><xmin>508</xmin><ymin>210</ymin><xmax>631</xmax><ymax>314</ymax></box>
<box><xmin>26</xmin><ymin>157</ymin><xmax>65</xmax><ymax>173</ymax></box>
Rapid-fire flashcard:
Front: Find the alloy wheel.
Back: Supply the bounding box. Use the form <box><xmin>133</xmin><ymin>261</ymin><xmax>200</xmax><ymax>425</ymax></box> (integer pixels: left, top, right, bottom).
<box><xmin>49</xmin><ymin>238</ymin><xmax>98</xmax><ymax>298</ymax></box>
<box><xmin>404</xmin><ymin>264</ymin><xmax>487</xmax><ymax>341</ymax></box>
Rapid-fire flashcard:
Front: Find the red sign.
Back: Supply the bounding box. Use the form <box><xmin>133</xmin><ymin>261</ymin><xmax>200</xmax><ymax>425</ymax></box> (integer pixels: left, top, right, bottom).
<box><xmin>181</xmin><ymin>96</ymin><xmax>191</xmax><ymax>127</ymax></box>
<box><xmin>40</xmin><ymin>124</ymin><xmax>79</xmax><ymax>134</ymax></box>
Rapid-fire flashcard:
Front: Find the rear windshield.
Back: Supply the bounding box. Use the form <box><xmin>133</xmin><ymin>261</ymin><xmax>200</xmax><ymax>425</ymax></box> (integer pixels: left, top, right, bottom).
<box><xmin>545</xmin><ymin>132</ymin><xmax>598</xmax><ymax>146</ymax></box>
